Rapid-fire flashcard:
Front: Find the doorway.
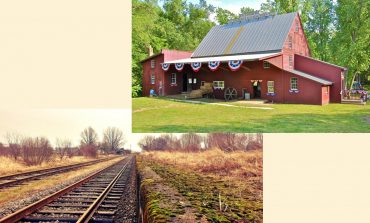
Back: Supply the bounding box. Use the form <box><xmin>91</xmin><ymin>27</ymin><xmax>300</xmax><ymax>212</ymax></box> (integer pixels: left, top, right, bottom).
<box><xmin>182</xmin><ymin>73</ymin><xmax>187</xmax><ymax>92</ymax></box>
<box><xmin>253</xmin><ymin>81</ymin><xmax>261</xmax><ymax>98</ymax></box>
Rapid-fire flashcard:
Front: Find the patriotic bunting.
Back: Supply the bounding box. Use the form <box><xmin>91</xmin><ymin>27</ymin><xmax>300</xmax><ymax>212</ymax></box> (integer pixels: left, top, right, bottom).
<box><xmin>175</xmin><ymin>63</ymin><xmax>184</xmax><ymax>71</ymax></box>
<box><xmin>191</xmin><ymin>62</ymin><xmax>202</xmax><ymax>72</ymax></box>
<box><xmin>228</xmin><ymin>60</ymin><xmax>243</xmax><ymax>71</ymax></box>
<box><xmin>208</xmin><ymin>61</ymin><xmax>220</xmax><ymax>71</ymax></box>
<box><xmin>161</xmin><ymin>63</ymin><xmax>170</xmax><ymax>71</ymax></box>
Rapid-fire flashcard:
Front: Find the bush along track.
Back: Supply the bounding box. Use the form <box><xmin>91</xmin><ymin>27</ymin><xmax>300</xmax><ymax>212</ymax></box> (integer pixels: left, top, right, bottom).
<box><xmin>137</xmin><ymin>157</ymin><xmax>262</xmax><ymax>223</ymax></box>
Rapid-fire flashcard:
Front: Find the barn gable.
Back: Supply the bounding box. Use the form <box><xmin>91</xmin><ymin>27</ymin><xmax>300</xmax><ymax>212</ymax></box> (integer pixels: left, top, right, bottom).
<box><xmin>191</xmin><ymin>12</ymin><xmax>297</xmax><ymax>58</ymax></box>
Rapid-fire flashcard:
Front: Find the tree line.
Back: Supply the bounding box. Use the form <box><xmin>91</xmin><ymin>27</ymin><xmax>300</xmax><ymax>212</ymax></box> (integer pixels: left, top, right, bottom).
<box><xmin>132</xmin><ymin>0</ymin><xmax>369</xmax><ymax>97</ymax></box>
<box><xmin>0</xmin><ymin>127</ymin><xmax>126</xmax><ymax>166</ymax></box>
<box><xmin>138</xmin><ymin>133</ymin><xmax>263</xmax><ymax>152</ymax></box>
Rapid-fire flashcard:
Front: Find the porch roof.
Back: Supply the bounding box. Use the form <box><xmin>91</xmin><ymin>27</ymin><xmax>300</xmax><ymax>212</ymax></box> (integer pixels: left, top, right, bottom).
<box><xmin>163</xmin><ymin>52</ymin><xmax>280</xmax><ymax>64</ymax></box>
<box><xmin>290</xmin><ymin>69</ymin><xmax>333</xmax><ymax>85</ymax></box>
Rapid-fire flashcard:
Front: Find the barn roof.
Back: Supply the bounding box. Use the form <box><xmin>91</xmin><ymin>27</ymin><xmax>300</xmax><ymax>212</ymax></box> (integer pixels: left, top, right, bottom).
<box><xmin>192</xmin><ymin>12</ymin><xmax>297</xmax><ymax>58</ymax></box>
<box><xmin>290</xmin><ymin>69</ymin><xmax>333</xmax><ymax>85</ymax></box>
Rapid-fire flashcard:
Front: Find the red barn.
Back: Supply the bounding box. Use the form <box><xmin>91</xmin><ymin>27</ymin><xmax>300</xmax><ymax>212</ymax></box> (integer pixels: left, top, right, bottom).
<box><xmin>141</xmin><ymin>12</ymin><xmax>347</xmax><ymax>105</ymax></box>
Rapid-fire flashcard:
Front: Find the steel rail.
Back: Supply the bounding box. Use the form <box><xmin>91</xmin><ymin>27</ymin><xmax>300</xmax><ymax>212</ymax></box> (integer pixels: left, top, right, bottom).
<box><xmin>76</xmin><ymin>158</ymin><xmax>130</xmax><ymax>223</ymax></box>
<box><xmin>0</xmin><ymin>157</ymin><xmax>126</xmax><ymax>223</ymax></box>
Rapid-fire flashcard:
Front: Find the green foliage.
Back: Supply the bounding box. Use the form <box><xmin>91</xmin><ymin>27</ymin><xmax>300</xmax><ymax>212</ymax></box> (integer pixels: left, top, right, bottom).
<box><xmin>132</xmin><ymin>0</ymin><xmax>215</xmax><ymax>97</ymax></box>
<box><xmin>215</xmin><ymin>7</ymin><xmax>237</xmax><ymax>25</ymax></box>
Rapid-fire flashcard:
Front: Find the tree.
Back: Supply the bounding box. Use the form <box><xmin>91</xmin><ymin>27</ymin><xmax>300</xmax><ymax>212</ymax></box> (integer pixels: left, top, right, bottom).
<box><xmin>138</xmin><ymin>135</ymin><xmax>156</xmax><ymax>151</ymax></box>
<box><xmin>179</xmin><ymin>133</ymin><xmax>202</xmax><ymax>152</ymax></box>
<box><xmin>5</xmin><ymin>132</ymin><xmax>23</xmax><ymax>160</ymax></box>
<box><xmin>240</xmin><ymin>6</ymin><xmax>257</xmax><ymax>16</ymax></box>
<box><xmin>55</xmin><ymin>138</ymin><xmax>72</xmax><ymax>160</ymax></box>
<box><xmin>216</xmin><ymin>7</ymin><xmax>237</xmax><ymax>25</ymax></box>
<box><xmin>332</xmin><ymin>0</ymin><xmax>370</xmax><ymax>89</ymax></box>
<box><xmin>80</xmin><ymin>127</ymin><xmax>98</xmax><ymax>146</ymax></box>
<box><xmin>21</xmin><ymin>137</ymin><xmax>53</xmax><ymax>166</ymax></box>
<box><xmin>303</xmin><ymin>0</ymin><xmax>335</xmax><ymax>61</ymax></box>
<box><xmin>102</xmin><ymin>127</ymin><xmax>126</xmax><ymax>154</ymax></box>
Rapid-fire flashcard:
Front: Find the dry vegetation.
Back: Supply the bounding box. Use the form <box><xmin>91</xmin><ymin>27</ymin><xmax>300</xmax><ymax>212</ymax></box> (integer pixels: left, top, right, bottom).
<box><xmin>0</xmin><ymin>157</ymin><xmax>124</xmax><ymax>207</ymax></box>
<box><xmin>138</xmin><ymin>147</ymin><xmax>263</xmax><ymax>223</ymax></box>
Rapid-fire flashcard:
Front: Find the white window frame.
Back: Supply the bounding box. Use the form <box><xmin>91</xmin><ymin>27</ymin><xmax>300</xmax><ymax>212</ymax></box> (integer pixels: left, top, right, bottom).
<box><xmin>213</xmin><ymin>81</ymin><xmax>225</xmax><ymax>90</ymax></box>
<box><xmin>263</xmin><ymin>61</ymin><xmax>270</xmax><ymax>69</ymax></box>
<box><xmin>151</xmin><ymin>59</ymin><xmax>155</xmax><ymax>69</ymax></box>
<box><xmin>289</xmin><ymin>55</ymin><xmax>293</xmax><ymax>68</ymax></box>
<box><xmin>171</xmin><ymin>73</ymin><xmax>176</xmax><ymax>85</ymax></box>
<box><xmin>288</xmin><ymin>36</ymin><xmax>292</xmax><ymax>49</ymax></box>
<box><xmin>151</xmin><ymin>73</ymin><xmax>155</xmax><ymax>85</ymax></box>
<box><xmin>267</xmin><ymin>81</ymin><xmax>274</xmax><ymax>94</ymax></box>
<box><xmin>290</xmin><ymin>77</ymin><xmax>298</xmax><ymax>90</ymax></box>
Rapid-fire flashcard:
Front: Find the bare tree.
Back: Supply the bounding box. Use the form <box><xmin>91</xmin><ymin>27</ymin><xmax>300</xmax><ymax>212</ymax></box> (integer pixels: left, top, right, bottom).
<box><xmin>179</xmin><ymin>133</ymin><xmax>202</xmax><ymax>152</ymax></box>
<box><xmin>21</xmin><ymin>137</ymin><xmax>53</xmax><ymax>166</ymax></box>
<box><xmin>5</xmin><ymin>132</ymin><xmax>23</xmax><ymax>160</ymax></box>
<box><xmin>138</xmin><ymin>135</ymin><xmax>156</xmax><ymax>151</ymax></box>
<box><xmin>102</xmin><ymin>127</ymin><xmax>126</xmax><ymax>154</ymax></box>
<box><xmin>55</xmin><ymin>138</ymin><xmax>72</xmax><ymax>160</ymax></box>
<box><xmin>80</xmin><ymin>127</ymin><xmax>98</xmax><ymax>146</ymax></box>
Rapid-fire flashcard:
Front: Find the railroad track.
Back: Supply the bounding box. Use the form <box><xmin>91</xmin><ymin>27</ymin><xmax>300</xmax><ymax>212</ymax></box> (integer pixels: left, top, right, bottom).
<box><xmin>0</xmin><ymin>156</ymin><xmax>133</xmax><ymax>223</ymax></box>
<box><xmin>0</xmin><ymin>157</ymin><xmax>116</xmax><ymax>189</ymax></box>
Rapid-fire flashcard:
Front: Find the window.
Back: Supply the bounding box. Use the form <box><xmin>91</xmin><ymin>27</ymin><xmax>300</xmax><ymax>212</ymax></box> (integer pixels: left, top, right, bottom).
<box><xmin>290</xmin><ymin>77</ymin><xmax>298</xmax><ymax>90</ymax></box>
<box><xmin>171</xmin><ymin>73</ymin><xmax>176</xmax><ymax>84</ymax></box>
<box><xmin>295</xmin><ymin>22</ymin><xmax>299</xmax><ymax>32</ymax></box>
<box><xmin>289</xmin><ymin>55</ymin><xmax>293</xmax><ymax>68</ymax></box>
<box><xmin>201</xmin><ymin>81</ymin><xmax>205</xmax><ymax>86</ymax></box>
<box><xmin>263</xmin><ymin>61</ymin><xmax>270</xmax><ymax>69</ymax></box>
<box><xmin>288</xmin><ymin>36</ymin><xmax>292</xmax><ymax>49</ymax></box>
<box><xmin>213</xmin><ymin>81</ymin><xmax>225</xmax><ymax>90</ymax></box>
<box><xmin>325</xmin><ymin>86</ymin><xmax>329</xmax><ymax>94</ymax></box>
<box><xmin>151</xmin><ymin>60</ymin><xmax>155</xmax><ymax>68</ymax></box>
<box><xmin>267</xmin><ymin>81</ymin><xmax>274</xmax><ymax>93</ymax></box>
<box><xmin>151</xmin><ymin>73</ymin><xmax>155</xmax><ymax>84</ymax></box>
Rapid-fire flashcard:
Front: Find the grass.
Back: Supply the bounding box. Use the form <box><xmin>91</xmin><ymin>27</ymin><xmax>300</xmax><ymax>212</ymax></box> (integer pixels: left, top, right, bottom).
<box><xmin>0</xmin><ymin>155</ymin><xmax>116</xmax><ymax>176</ymax></box>
<box><xmin>132</xmin><ymin>97</ymin><xmax>370</xmax><ymax>132</ymax></box>
<box><xmin>137</xmin><ymin>149</ymin><xmax>262</xmax><ymax>223</ymax></box>
<box><xmin>0</xmin><ymin>157</ymin><xmax>123</xmax><ymax>207</ymax></box>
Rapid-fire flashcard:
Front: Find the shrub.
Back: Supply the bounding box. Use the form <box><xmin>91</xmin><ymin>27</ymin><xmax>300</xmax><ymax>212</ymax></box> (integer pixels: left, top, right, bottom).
<box><xmin>21</xmin><ymin>137</ymin><xmax>54</xmax><ymax>166</ymax></box>
<box><xmin>80</xmin><ymin>144</ymin><xmax>98</xmax><ymax>158</ymax></box>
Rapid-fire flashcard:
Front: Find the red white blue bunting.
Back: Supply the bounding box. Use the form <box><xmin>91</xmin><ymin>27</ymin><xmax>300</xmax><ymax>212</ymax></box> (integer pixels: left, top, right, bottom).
<box><xmin>228</xmin><ymin>60</ymin><xmax>243</xmax><ymax>71</ymax></box>
<box><xmin>161</xmin><ymin>63</ymin><xmax>170</xmax><ymax>71</ymax></box>
<box><xmin>175</xmin><ymin>63</ymin><xmax>184</xmax><ymax>71</ymax></box>
<box><xmin>191</xmin><ymin>62</ymin><xmax>202</xmax><ymax>72</ymax></box>
<box><xmin>208</xmin><ymin>61</ymin><xmax>220</xmax><ymax>71</ymax></box>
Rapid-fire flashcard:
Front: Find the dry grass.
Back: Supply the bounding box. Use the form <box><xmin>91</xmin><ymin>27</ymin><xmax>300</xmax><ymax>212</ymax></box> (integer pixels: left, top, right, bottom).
<box><xmin>141</xmin><ymin>148</ymin><xmax>262</xmax><ymax>180</ymax></box>
<box><xmin>0</xmin><ymin>156</ymin><xmax>123</xmax><ymax>206</ymax></box>
<box><xmin>0</xmin><ymin>155</ymin><xmax>117</xmax><ymax>176</ymax></box>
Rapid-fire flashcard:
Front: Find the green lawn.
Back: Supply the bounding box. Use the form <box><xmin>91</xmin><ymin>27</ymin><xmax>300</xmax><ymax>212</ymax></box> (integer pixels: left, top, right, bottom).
<box><xmin>132</xmin><ymin>97</ymin><xmax>370</xmax><ymax>132</ymax></box>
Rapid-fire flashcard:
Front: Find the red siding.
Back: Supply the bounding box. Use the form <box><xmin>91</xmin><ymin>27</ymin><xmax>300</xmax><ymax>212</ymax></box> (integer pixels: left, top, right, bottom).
<box><xmin>281</xmin><ymin>14</ymin><xmax>311</xmax><ymax>70</ymax></box>
<box><xmin>162</xmin><ymin>60</ymin><xmax>325</xmax><ymax>105</ymax></box>
<box><xmin>294</xmin><ymin>54</ymin><xmax>344</xmax><ymax>103</ymax></box>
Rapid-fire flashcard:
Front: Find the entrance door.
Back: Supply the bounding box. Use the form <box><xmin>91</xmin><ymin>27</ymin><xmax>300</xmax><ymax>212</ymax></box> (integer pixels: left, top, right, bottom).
<box><xmin>182</xmin><ymin>73</ymin><xmax>187</xmax><ymax>92</ymax></box>
<box><xmin>253</xmin><ymin>81</ymin><xmax>261</xmax><ymax>98</ymax></box>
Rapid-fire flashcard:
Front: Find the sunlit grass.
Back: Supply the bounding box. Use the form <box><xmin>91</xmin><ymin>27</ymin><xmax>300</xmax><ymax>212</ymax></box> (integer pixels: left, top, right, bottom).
<box><xmin>133</xmin><ymin>97</ymin><xmax>370</xmax><ymax>132</ymax></box>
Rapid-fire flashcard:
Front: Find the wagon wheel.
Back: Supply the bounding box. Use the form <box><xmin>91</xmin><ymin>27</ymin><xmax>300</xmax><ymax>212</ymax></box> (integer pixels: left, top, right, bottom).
<box><xmin>224</xmin><ymin>87</ymin><xmax>238</xmax><ymax>101</ymax></box>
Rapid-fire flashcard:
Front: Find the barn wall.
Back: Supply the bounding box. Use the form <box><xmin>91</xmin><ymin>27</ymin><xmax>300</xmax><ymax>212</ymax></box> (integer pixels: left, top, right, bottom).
<box><xmin>295</xmin><ymin>54</ymin><xmax>344</xmax><ymax>103</ymax></box>
<box><xmin>162</xmin><ymin>60</ymin><xmax>324</xmax><ymax>105</ymax></box>
<box><xmin>281</xmin><ymin>14</ymin><xmax>311</xmax><ymax>70</ymax></box>
<box><xmin>142</xmin><ymin>54</ymin><xmax>165</xmax><ymax>96</ymax></box>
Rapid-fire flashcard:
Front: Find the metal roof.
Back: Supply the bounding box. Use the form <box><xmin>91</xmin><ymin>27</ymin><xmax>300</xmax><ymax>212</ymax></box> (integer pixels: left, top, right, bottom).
<box><xmin>163</xmin><ymin>52</ymin><xmax>280</xmax><ymax>64</ymax></box>
<box><xmin>290</xmin><ymin>69</ymin><xmax>333</xmax><ymax>85</ymax></box>
<box><xmin>192</xmin><ymin>12</ymin><xmax>297</xmax><ymax>58</ymax></box>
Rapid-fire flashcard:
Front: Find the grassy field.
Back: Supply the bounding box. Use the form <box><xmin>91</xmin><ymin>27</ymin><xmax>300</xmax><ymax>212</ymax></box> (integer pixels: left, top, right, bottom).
<box><xmin>137</xmin><ymin>149</ymin><xmax>262</xmax><ymax>223</ymax></box>
<box><xmin>0</xmin><ymin>155</ymin><xmax>116</xmax><ymax>176</ymax></box>
<box><xmin>133</xmin><ymin>97</ymin><xmax>370</xmax><ymax>132</ymax></box>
